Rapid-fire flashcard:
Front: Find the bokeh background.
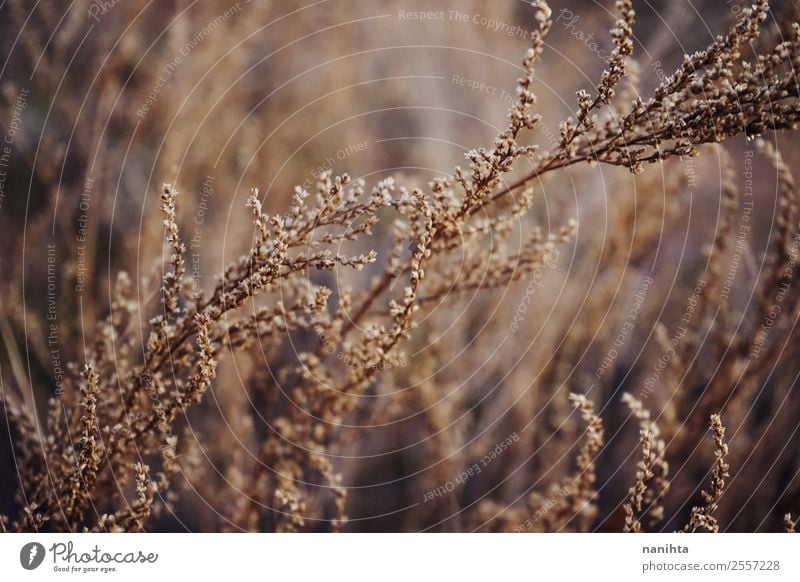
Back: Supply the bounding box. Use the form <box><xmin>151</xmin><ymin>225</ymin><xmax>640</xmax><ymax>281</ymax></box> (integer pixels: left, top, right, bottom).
<box><xmin>2</xmin><ymin>0</ymin><xmax>799</xmax><ymax>532</ymax></box>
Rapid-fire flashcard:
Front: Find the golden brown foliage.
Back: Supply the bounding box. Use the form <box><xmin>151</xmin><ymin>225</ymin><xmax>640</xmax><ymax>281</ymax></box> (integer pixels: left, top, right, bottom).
<box><xmin>2</xmin><ymin>0</ymin><xmax>800</xmax><ymax>533</ymax></box>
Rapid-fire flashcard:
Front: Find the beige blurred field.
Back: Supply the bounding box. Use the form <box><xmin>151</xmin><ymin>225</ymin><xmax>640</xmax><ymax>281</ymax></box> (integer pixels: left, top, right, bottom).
<box><xmin>1</xmin><ymin>0</ymin><xmax>800</xmax><ymax>532</ymax></box>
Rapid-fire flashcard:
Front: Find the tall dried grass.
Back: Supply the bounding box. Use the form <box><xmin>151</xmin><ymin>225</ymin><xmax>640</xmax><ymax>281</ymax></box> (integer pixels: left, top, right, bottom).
<box><xmin>1</xmin><ymin>0</ymin><xmax>800</xmax><ymax>532</ymax></box>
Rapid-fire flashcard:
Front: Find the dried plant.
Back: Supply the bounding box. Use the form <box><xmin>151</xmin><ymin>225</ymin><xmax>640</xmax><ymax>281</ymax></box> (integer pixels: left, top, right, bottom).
<box><xmin>622</xmin><ymin>393</ymin><xmax>669</xmax><ymax>532</ymax></box>
<box><xmin>785</xmin><ymin>514</ymin><xmax>797</xmax><ymax>533</ymax></box>
<box><xmin>2</xmin><ymin>0</ymin><xmax>800</xmax><ymax>533</ymax></box>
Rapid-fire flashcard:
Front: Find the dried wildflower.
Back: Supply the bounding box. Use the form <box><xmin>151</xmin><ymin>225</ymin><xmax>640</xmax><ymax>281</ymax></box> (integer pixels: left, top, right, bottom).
<box><xmin>118</xmin><ymin>463</ymin><xmax>156</xmax><ymax>533</ymax></box>
<box><xmin>567</xmin><ymin>394</ymin><xmax>605</xmax><ymax>531</ymax></box>
<box><xmin>64</xmin><ymin>364</ymin><xmax>102</xmax><ymax>528</ymax></box>
<box><xmin>496</xmin><ymin>0</ymin><xmax>797</xmax><ymax>198</ymax></box>
<box><xmin>622</xmin><ymin>393</ymin><xmax>669</xmax><ymax>532</ymax></box>
<box><xmin>160</xmin><ymin>183</ymin><xmax>186</xmax><ymax>318</ymax></box>
<box><xmin>2</xmin><ymin>0</ymin><xmax>800</xmax><ymax>535</ymax></box>
<box><xmin>536</xmin><ymin>394</ymin><xmax>605</xmax><ymax>532</ymax></box>
<box><xmin>785</xmin><ymin>514</ymin><xmax>797</xmax><ymax>533</ymax></box>
<box><xmin>684</xmin><ymin>415</ymin><xmax>730</xmax><ymax>533</ymax></box>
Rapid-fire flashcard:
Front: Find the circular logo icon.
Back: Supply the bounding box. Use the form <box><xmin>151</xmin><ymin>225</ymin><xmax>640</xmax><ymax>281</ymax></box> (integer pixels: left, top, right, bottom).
<box><xmin>20</xmin><ymin>542</ymin><xmax>46</xmax><ymax>570</ymax></box>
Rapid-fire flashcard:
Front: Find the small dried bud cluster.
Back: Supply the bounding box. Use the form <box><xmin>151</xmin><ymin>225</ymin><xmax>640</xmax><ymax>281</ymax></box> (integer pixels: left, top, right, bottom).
<box><xmin>2</xmin><ymin>0</ymin><xmax>799</xmax><ymax>534</ymax></box>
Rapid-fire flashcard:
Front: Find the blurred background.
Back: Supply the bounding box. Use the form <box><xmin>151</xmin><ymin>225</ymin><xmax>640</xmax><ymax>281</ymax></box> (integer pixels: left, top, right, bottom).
<box><xmin>1</xmin><ymin>0</ymin><xmax>799</xmax><ymax>532</ymax></box>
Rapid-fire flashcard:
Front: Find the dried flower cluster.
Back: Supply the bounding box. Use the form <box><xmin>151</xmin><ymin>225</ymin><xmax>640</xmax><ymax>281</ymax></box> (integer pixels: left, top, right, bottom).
<box><xmin>622</xmin><ymin>393</ymin><xmax>669</xmax><ymax>533</ymax></box>
<box><xmin>2</xmin><ymin>0</ymin><xmax>800</xmax><ymax>533</ymax></box>
<box><xmin>683</xmin><ymin>415</ymin><xmax>730</xmax><ymax>533</ymax></box>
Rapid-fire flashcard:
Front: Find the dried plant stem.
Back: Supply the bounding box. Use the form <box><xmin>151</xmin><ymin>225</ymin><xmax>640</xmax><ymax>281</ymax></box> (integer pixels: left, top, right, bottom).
<box><xmin>785</xmin><ymin>514</ymin><xmax>797</xmax><ymax>533</ymax></box>
<box><xmin>622</xmin><ymin>393</ymin><xmax>669</xmax><ymax>532</ymax></box>
<box><xmin>684</xmin><ymin>414</ymin><xmax>730</xmax><ymax>533</ymax></box>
